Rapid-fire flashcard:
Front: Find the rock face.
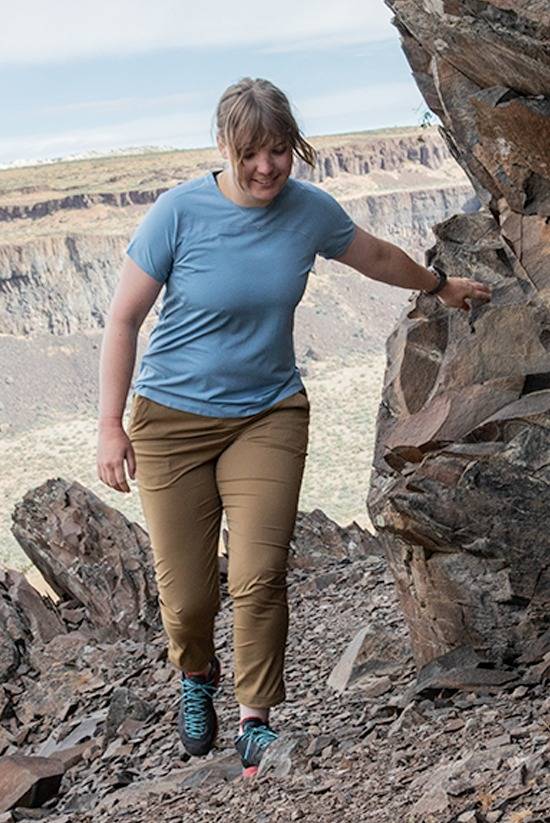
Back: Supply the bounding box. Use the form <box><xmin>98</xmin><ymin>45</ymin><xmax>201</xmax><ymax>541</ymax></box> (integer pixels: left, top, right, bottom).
<box><xmin>367</xmin><ymin>1</ymin><xmax>550</xmax><ymax>668</ymax></box>
<box><xmin>0</xmin><ymin>236</ymin><xmax>124</xmax><ymax>335</ymax></box>
<box><xmin>0</xmin><ymin>568</ymin><xmax>65</xmax><ymax>682</ymax></box>
<box><xmin>290</xmin><ymin>508</ymin><xmax>382</xmax><ymax>568</ymax></box>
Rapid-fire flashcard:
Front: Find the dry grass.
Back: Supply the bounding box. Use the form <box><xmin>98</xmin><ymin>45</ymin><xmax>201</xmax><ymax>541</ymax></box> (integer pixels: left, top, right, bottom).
<box><xmin>1</xmin><ymin>354</ymin><xmax>387</xmax><ymax>573</ymax></box>
<box><xmin>0</xmin><ymin>125</ymin><xmax>435</xmax><ymax>200</ymax></box>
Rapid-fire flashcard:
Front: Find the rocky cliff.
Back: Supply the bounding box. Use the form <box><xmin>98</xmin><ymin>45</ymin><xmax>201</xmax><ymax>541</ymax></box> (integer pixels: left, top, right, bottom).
<box><xmin>294</xmin><ymin>130</ymin><xmax>449</xmax><ymax>182</ymax></box>
<box><xmin>0</xmin><ymin>130</ymin><xmax>452</xmax><ymax>223</ymax></box>
<box><xmin>367</xmin><ymin>1</ymin><xmax>550</xmax><ymax>670</ymax></box>
<box><xmin>0</xmin><ymin>128</ymin><xmax>475</xmax><ymax>336</ymax></box>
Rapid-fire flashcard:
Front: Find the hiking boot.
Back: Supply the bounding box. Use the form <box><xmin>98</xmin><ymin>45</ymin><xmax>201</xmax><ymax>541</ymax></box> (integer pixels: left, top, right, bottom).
<box><xmin>234</xmin><ymin>716</ymin><xmax>279</xmax><ymax>777</ymax></box>
<box><xmin>178</xmin><ymin>656</ymin><xmax>221</xmax><ymax>756</ymax></box>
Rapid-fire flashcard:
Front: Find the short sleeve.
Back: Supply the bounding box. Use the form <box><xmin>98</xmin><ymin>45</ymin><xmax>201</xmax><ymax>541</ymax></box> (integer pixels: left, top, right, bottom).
<box><xmin>314</xmin><ymin>189</ymin><xmax>357</xmax><ymax>260</ymax></box>
<box><xmin>126</xmin><ymin>190</ymin><xmax>178</xmax><ymax>284</ymax></box>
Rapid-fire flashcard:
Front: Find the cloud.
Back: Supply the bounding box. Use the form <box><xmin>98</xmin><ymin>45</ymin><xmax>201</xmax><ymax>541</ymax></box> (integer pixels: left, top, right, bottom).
<box><xmin>0</xmin><ymin>80</ymin><xmax>426</xmax><ymax>166</ymax></box>
<box><xmin>1</xmin><ymin>0</ymin><xmax>395</xmax><ymax>65</ymax></box>
<box><xmin>38</xmin><ymin>91</ymin><xmax>206</xmax><ymax>117</ymax></box>
<box><xmin>0</xmin><ymin>108</ymin><xmax>215</xmax><ymax>165</ymax></box>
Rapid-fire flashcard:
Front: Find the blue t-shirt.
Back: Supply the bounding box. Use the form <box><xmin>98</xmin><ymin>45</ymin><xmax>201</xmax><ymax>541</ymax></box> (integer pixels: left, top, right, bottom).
<box><xmin>126</xmin><ymin>170</ymin><xmax>356</xmax><ymax>417</ymax></box>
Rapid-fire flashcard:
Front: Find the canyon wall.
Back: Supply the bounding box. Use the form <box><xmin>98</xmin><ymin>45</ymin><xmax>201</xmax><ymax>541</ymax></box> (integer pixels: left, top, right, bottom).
<box><xmin>294</xmin><ymin>131</ymin><xmax>449</xmax><ymax>181</ymax></box>
<box><xmin>0</xmin><ymin>129</ymin><xmax>475</xmax><ymax>337</ymax></box>
<box><xmin>0</xmin><ymin>131</ymin><xmax>453</xmax><ymax>223</ymax></box>
<box><xmin>0</xmin><ymin>185</ymin><xmax>474</xmax><ymax>337</ymax></box>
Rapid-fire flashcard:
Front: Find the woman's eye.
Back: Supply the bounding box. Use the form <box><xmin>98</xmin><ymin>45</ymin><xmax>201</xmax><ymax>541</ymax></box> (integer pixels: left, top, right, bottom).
<box><xmin>273</xmin><ymin>146</ymin><xmax>287</xmax><ymax>154</ymax></box>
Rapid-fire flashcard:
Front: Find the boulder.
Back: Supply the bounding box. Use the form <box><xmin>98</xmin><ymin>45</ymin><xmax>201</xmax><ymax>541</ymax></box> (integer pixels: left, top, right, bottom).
<box><xmin>11</xmin><ymin>478</ymin><xmax>160</xmax><ymax>641</ymax></box>
<box><xmin>290</xmin><ymin>508</ymin><xmax>382</xmax><ymax>569</ymax></box>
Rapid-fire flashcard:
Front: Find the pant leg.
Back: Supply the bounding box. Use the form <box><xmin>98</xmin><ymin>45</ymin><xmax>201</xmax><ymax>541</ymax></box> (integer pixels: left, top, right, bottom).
<box><xmin>214</xmin><ymin>390</ymin><xmax>310</xmax><ymax>707</ymax></box>
<box><xmin>128</xmin><ymin>394</ymin><xmax>224</xmax><ymax>672</ymax></box>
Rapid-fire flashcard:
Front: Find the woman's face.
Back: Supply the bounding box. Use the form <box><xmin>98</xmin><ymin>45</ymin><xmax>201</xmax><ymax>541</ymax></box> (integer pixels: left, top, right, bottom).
<box><xmin>220</xmin><ymin>136</ymin><xmax>293</xmax><ymax>204</ymax></box>
<box><xmin>240</xmin><ymin>140</ymin><xmax>293</xmax><ymax>202</ymax></box>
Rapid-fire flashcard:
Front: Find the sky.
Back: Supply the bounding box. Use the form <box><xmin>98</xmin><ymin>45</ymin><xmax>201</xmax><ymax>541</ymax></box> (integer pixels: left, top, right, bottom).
<box><xmin>0</xmin><ymin>0</ymin><xmax>429</xmax><ymax>167</ymax></box>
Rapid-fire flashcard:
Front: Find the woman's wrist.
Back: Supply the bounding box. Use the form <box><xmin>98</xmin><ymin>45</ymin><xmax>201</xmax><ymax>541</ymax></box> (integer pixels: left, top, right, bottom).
<box><xmin>98</xmin><ymin>416</ymin><xmax>124</xmax><ymax>430</ymax></box>
<box><xmin>422</xmin><ymin>266</ymin><xmax>448</xmax><ymax>295</ymax></box>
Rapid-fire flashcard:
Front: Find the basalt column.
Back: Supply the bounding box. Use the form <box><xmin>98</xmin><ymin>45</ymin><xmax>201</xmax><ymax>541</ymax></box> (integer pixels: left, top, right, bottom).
<box><xmin>367</xmin><ymin>1</ymin><xmax>550</xmax><ymax>668</ymax></box>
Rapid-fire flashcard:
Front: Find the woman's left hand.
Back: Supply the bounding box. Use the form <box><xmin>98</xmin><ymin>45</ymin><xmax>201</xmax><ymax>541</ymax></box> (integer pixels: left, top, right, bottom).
<box><xmin>436</xmin><ymin>276</ymin><xmax>492</xmax><ymax>311</ymax></box>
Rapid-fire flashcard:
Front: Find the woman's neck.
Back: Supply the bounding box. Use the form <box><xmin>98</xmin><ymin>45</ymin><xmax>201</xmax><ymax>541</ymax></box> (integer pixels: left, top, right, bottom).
<box><xmin>216</xmin><ymin>169</ymin><xmax>272</xmax><ymax>209</ymax></box>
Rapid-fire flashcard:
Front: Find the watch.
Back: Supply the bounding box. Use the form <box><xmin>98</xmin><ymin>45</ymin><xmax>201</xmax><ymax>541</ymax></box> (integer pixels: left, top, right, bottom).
<box><xmin>423</xmin><ymin>265</ymin><xmax>448</xmax><ymax>296</ymax></box>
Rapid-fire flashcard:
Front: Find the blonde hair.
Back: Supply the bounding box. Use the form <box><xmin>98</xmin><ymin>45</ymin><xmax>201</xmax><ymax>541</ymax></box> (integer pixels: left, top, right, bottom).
<box><xmin>215</xmin><ymin>77</ymin><xmax>316</xmax><ymax>186</ymax></box>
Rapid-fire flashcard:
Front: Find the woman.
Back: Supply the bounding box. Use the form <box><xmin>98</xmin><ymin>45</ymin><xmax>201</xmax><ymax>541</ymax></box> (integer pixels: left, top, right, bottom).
<box><xmin>97</xmin><ymin>77</ymin><xmax>491</xmax><ymax>777</ymax></box>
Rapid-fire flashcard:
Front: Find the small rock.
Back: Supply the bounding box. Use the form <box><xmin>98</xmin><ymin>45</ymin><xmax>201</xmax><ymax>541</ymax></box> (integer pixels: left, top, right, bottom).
<box><xmin>305</xmin><ymin>736</ymin><xmax>336</xmax><ymax>758</ymax></box>
<box><xmin>257</xmin><ymin>733</ymin><xmax>310</xmax><ymax>778</ymax></box>
<box><xmin>445</xmin><ymin>718</ymin><xmax>465</xmax><ymax>731</ymax></box>
<box><xmin>416</xmin><ymin>646</ymin><xmax>517</xmax><ymax>693</ymax></box>
<box><xmin>327</xmin><ymin>622</ymin><xmax>407</xmax><ymax>693</ymax></box>
<box><xmin>358</xmin><ymin>675</ymin><xmax>393</xmax><ymax>698</ymax></box>
<box><xmin>490</xmin><ymin>732</ymin><xmax>511</xmax><ymax>747</ymax></box>
<box><xmin>387</xmin><ymin>703</ymin><xmax>427</xmax><ymax>737</ymax></box>
<box><xmin>0</xmin><ymin>755</ymin><xmax>64</xmax><ymax>813</ymax></box>
<box><xmin>104</xmin><ymin>688</ymin><xmax>154</xmax><ymax>744</ymax></box>
<box><xmin>511</xmin><ymin>685</ymin><xmax>529</xmax><ymax>699</ymax></box>
<box><xmin>411</xmin><ymin>785</ymin><xmax>449</xmax><ymax>818</ymax></box>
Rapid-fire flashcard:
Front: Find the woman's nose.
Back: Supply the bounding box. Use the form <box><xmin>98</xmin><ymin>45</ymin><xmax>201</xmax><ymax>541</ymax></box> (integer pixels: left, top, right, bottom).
<box><xmin>256</xmin><ymin>153</ymin><xmax>274</xmax><ymax>173</ymax></box>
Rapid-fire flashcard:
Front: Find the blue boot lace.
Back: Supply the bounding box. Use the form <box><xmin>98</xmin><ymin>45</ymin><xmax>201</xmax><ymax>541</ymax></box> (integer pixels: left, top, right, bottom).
<box><xmin>241</xmin><ymin>722</ymin><xmax>278</xmax><ymax>762</ymax></box>
<box><xmin>181</xmin><ymin>677</ymin><xmax>219</xmax><ymax>738</ymax></box>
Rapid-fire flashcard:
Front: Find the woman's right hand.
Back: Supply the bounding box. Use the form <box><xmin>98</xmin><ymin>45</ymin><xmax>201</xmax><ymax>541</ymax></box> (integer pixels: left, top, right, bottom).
<box><xmin>96</xmin><ymin>420</ymin><xmax>136</xmax><ymax>493</ymax></box>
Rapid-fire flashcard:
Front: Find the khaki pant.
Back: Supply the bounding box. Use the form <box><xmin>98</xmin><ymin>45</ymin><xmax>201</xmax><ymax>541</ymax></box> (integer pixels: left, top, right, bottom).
<box><xmin>128</xmin><ymin>389</ymin><xmax>310</xmax><ymax>708</ymax></box>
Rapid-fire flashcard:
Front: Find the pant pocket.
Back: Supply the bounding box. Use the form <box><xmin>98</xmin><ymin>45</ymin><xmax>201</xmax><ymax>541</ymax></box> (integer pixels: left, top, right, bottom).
<box><xmin>272</xmin><ymin>390</ymin><xmax>308</xmax><ymax>411</ymax></box>
<box><xmin>127</xmin><ymin>393</ymin><xmax>150</xmax><ymax>435</ymax></box>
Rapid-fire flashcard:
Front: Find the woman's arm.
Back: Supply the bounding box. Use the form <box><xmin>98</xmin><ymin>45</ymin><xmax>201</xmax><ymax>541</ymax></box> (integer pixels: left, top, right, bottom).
<box><xmin>336</xmin><ymin>226</ymin><xmax>492</xmax><ymax>310</ymax></box>
<box><xmin>97</xmin><ymin>255</ymin><xmax>163</xmax><ymax>492</ymax></box>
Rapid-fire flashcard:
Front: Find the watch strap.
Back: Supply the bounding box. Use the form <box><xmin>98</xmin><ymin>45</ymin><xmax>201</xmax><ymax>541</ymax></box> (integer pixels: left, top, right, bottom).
<box><xmin>424</xmin><ymin>266</ymin><xmax>448</xmax><ymax>296</ymax></box>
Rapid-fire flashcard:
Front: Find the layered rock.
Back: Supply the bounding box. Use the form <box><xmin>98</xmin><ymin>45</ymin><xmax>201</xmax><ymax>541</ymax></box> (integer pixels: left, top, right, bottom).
<box><xmin>367</xmin><ymin>1</ymin><xmax>550</xmax><ymax>667</ymax></box>
<box><xmin>294</xmin><ymin>131</ymin><xmax>449</xmax><ymax>182</ymax></box>
<box><xmin>11</xmin><ymin>478</ymin><xmax>160</xmax><ymax>641</ymax></box>
<box><xmin>0</xmin><ymin>235</ymin><xmax>125</xmax><ymax>335</ymax></box>
<box><xmin>0</xmin><ymin>569</ymin><xmax>65</xmax><ymax>682</ymax></box>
